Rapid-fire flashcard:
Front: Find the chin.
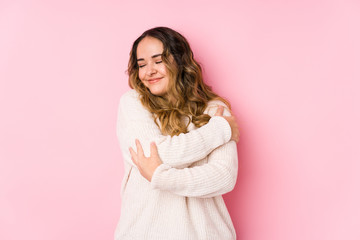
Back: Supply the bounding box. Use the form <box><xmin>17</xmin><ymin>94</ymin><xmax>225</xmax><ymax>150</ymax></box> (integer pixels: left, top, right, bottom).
<box><xmin>148</xmin><ymin>87</ymin><xmax>166</xmax><ymax>96</ymax></box>
<box><xmin>151</xmin><ymin>89</ymin><xmax>166</xmax><ymax>96</ymax></box>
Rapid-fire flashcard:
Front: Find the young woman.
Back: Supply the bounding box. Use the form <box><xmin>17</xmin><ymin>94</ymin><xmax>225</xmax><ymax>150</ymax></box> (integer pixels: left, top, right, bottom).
<box><xmin>115</xmin><ymin>27</ymin><xmax>240</xmax><ymax>240</ymax></box>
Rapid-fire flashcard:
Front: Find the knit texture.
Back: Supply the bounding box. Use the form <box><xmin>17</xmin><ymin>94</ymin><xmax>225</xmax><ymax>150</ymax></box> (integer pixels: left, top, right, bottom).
<box><xmin>115</xmin><ymin>89</ymin><xmax>238</xmax><ymax>240</ymax></box>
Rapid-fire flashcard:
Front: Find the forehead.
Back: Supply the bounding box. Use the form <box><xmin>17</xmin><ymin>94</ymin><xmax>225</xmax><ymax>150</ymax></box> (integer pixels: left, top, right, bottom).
<box><xmin>136</xmin><ymin>36</ymin><xmax>164</xmax><ymax>58</ymax></box>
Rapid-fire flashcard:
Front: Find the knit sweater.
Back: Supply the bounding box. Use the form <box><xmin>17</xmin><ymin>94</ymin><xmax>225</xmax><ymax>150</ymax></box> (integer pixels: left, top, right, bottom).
<box><xmin>114</xmin><ymin>89</ymin><xmax>238</xmax><ymax>240</ymax></box>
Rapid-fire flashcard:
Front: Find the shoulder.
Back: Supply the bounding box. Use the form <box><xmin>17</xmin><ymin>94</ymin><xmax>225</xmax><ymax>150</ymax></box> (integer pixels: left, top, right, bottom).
<box><xmin>118</xmin><ymin>89</ymin><xmax>152</xmax><ymax>117</ymax></box>
<box><xmin>204</xmin><ymin>99</ymin><xmax>231</xmax><ymax>117</ymax></box>
<box><xmin>120</xmin><ymin>89</ymin><xmax>139</xmax><ymax>103</ymax></box>
<box><xmin>118</xmin><ymin>89</ymin><xmax>141</xmax><ymax>111</ymax></box>
<box><xmin>119</xmin><ymin>89</ymin><xmax>142</xmax><ymax>108</ymax></box>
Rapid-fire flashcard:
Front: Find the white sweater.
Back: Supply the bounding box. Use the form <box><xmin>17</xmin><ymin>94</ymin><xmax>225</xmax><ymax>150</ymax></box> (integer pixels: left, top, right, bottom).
<box><xmin>114</xmin><ymin>89</ymin><xmax>238</xmax><ymax>240</ymax></box>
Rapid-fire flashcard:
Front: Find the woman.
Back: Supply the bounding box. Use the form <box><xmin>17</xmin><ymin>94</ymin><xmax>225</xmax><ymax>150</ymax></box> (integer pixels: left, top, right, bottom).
<box><xmin>115</xmin><ymin>26</ymin><xmax>240</xmax><ymax>240</ymax></box>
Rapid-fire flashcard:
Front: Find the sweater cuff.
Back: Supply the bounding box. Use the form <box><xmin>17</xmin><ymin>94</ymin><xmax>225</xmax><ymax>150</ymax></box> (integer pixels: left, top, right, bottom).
<box><xmin>207</xmin><ymin>116</ymin><xmax>232</xmax><ymax>143</ymax></box>
<box><xmin>150</xmin><ymin>163</ymin><xmax>172</xmax><ymax>190</ymax></box>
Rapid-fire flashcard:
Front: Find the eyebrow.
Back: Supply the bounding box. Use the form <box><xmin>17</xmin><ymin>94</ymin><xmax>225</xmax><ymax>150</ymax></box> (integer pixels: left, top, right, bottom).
<box><xmin>137</xmin><ymin>54</ymin><xmax>162</xmax><ymax>62</ymax></box>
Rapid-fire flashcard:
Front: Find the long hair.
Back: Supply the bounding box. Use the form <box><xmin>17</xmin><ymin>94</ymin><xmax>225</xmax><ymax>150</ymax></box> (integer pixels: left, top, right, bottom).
<box><xmin>127</xmin><ymin>26</ymin><xmax>231</xmax><ymax>136</ymax></box>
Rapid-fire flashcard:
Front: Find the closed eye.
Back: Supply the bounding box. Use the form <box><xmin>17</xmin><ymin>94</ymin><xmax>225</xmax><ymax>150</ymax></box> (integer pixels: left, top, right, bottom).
<box><xmin>138</xmin><ymin>61</ymin><xmax>162</xmax><ymax>68</ymax></box>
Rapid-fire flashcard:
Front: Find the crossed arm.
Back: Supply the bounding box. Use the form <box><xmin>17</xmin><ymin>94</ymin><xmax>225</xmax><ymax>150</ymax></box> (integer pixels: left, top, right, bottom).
<box><xmin>117</xmin><ymin>90</ymin><xmax>234</xmax><ymax>168</ymax></box>
<box><xmin>129</xmin><ymin>105</ymin><xmax>239</xmax><ymax>198</ymax></box>
<box><xmin>117</xmin><ymin>90</ymin><xmax>239</xmax><ymax>198</ymax></box>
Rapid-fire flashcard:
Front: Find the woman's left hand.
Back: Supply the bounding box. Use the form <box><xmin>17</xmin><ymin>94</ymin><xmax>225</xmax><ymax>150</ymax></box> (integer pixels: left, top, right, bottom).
<box><xmin>129</xmin><ymin>139</ymin><xmax>162</xmax><ymax>182</ymax></box>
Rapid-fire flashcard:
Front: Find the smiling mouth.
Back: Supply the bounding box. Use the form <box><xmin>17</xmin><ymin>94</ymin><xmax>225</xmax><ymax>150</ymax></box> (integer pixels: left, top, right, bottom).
<box><xmin>148</xmin><ymin>77</ymin><xmax>162</xmax><ymax>84</ymax></box>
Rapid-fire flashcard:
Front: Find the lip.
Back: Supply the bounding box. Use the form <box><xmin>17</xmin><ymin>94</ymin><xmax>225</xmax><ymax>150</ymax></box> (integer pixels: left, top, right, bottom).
<box><xmin>147</xmin><ymin>77</ymin><xmax>162</xmax><ymax>84</ymax></box>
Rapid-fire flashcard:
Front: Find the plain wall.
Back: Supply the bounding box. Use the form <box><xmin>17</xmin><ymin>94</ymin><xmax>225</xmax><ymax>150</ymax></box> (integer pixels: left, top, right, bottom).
<box><xmin>1</xmin><ymin>0</ymin><xmax>359</xmax><ymax>239</ymax></box>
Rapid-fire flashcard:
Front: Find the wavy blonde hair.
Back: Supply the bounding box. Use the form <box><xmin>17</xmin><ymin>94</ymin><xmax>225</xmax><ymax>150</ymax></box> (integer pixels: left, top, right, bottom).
<box><xmin>127</xmin><ymin>26</ymin><xmax>231</xmax><ymax>136</ymax></box>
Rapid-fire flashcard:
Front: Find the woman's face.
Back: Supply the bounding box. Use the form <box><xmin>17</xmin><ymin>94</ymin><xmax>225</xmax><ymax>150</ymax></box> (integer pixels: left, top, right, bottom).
<box><xmin>137</xmin><ymin>36</ymin><xmax>171</xmax><ymax>96</ymax></box>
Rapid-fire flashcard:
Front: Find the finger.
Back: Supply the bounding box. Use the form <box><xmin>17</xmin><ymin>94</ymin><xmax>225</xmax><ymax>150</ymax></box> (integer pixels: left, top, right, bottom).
<box><xmin>215</xmin><ymin>105</ymin><xmax>224</xmax><ymax>116</ymax></box>
<box><xmin>129</xmin><ymin>147</ymin><xmax>138</xmax><ymax>166</ymax></box>
<box><xmin>135</xmin><ymin>139</ymin><xmax>145</xmax><ymax>157</ymax></box>
<box><xmin>150</xmin><ymin>142</ymin><xmax>159</xmax><ymax>157</ymax></box>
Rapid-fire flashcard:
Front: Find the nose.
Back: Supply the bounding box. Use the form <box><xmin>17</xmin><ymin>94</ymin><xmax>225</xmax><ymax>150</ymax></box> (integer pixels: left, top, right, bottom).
<box><xmin>146</xmin><ymin>62</ymin><xmax>157</xmax><ymax>76</ymax></box>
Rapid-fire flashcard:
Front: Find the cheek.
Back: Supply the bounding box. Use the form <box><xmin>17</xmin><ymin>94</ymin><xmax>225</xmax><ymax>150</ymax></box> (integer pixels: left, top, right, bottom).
<box><xmin>138</xmin><ymin>69</ymin><xmax>145</xmax><ymax>81</ymax></box>
<box><xmin>160</xmin><ymin>66</ymin><xmax>168</xmax><ymax>76</ymax></box>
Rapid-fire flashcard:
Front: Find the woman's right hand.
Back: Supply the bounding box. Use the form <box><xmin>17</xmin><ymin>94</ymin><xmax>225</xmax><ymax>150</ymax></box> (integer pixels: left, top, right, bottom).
<box><xmin>215</xmin><ymin>105</ymin><xmax>240</xmax><ymax>143</ymax></box>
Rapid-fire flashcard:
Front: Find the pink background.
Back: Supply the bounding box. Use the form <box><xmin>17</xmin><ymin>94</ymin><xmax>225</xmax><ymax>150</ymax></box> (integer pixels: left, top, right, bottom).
<box><xmin>1</xmin><ymin>0</ymin><xmax>359</xmax><ymax>239</ymax></box>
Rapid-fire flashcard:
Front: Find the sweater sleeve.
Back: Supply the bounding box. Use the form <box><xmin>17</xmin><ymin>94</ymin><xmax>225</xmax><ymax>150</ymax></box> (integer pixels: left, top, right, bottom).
<box><xmin>116</xmin><ymin>90</ymin><xmax>232</xmax><ymax>168</ymax></box>
<box><xmin>149</xmin><ymin>101</ymin><xmax>239</xmax><ymax>198</ymax></box>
